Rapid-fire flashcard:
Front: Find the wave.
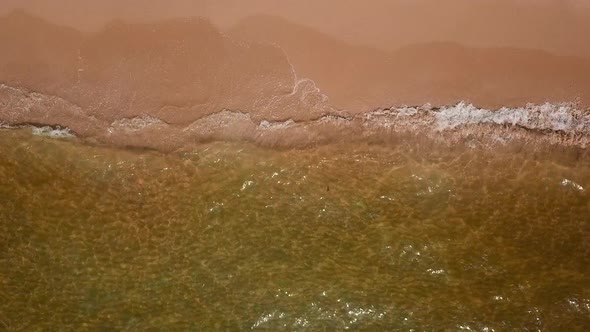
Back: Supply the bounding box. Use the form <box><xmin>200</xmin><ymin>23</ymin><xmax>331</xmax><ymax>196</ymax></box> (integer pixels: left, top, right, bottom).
<box><xmin>2</xmin><ymin>84</ymin><xmax>588</xmax><ymax>150</ymax></box>
<box><xmin>0</xmin><ymin>121</ymin><xmax>17</xmax><ymax>129</ymax></box>
<box><xmin>357</xmin><ymin>101</ymin><xmax>590</xmax><ymax>135</ymax></box>
<box><xmin>434</xmin><ymin>102</ymin><xmax>589</xmax><ymax>132</ymax></box>
<box><xmin>100</xmin><ymin>101</ymin><xmax>590</xmax><ymax>150</ymax></box>
<box><xmin>31</xmin><ymin>126</ymin><xmax>76</xmax><ymax>138</ymax></box>
<box><xmin>0</xmin><ymin>123</ymin><xmax>77</xmax><ymax>138</ymax></box>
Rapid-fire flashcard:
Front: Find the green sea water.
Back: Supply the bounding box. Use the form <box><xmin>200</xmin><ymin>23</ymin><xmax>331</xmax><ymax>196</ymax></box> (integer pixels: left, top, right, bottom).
<box><xmin>0</xmin><ymin>129</ymin><xmax>589</xmax><ymax>331</ymax></box>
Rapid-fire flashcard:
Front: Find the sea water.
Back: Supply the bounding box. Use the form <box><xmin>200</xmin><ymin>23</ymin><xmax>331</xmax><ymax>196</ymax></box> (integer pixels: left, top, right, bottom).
<box><xmin>0</xmin><ymin>129</ymin><xmax>588</xmax><ymax>331</ymax></box>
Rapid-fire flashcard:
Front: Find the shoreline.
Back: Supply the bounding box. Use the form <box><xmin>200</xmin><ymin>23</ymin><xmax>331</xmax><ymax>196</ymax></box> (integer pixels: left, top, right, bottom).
<box><xmin>1</xmin><ymin>83</ymin><xmax>589</xmax><ymax>152</ymax></box>
<box><xmin>2</xmin><ymin>101</ymin><xmax>589</xmax><ymax>157</ymax></box>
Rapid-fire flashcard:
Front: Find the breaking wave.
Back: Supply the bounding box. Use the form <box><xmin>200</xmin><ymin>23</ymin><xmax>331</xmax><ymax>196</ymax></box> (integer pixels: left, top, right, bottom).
<box><xmin>106</xmin><ymin>101</ymin><xmax>590</xmax><ymax>150</ymax></box>
<box><xmin>2</xmin><ymin>87</ymin><xmax>589</xmax><ymax>151</ymax></box>
<box><xmin>31</xmin><ymin>126</ymin><xmax>76</xmax><ymax>138</ymax></box>
<box><xmin>434</xmin><ymin>102</ymin><xmax>589</xmax><ymax>132</ymax></box>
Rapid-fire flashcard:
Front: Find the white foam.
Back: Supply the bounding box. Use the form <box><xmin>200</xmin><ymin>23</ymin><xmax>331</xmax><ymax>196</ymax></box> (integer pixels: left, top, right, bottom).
<box><xmin>241</xmin><ymin>180</ymin><xmax>255</xmax><ymax>191</ymax></box>
<box><xmin>259</xmin><ymin>119</ymin><xmax>296</xmax><ymax>130</ymax></box>
<box><xmin>436</xmin><ymin>102</ymin><xmax>522</xmax><ymax>129</ymax></box>
<box><xmin>435</xmin><ymin>101</ymin><xmax>589</xmax><ymax>133</ymax></box>
<box><xmin>31</xmin><ymin>126</ymin><xmax>75</xmax><ymax>138</ymax></box>
<box><xmin>0</xmin><ymin>121</ymin><xmax>16</xmax><ymax>129</ymax></box>
<box><xmin>110</xmin><ymin>115</ymin><xmax>166</xmax><ymax>132</ymax></box>
<box><xmin>250</xmin><ymin>311</ymin><xmax>286</xmax><ymax>329</ymax></box>
<box><xmin>561</xmin><ymin>179</ymin><xmax>584</xmax><ymax>192</ymax></box>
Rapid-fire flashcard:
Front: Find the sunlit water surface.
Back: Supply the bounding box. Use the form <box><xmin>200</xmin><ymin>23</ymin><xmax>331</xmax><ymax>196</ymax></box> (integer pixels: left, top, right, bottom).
<box><xmin>1</xmin><ymin>129</ymin><xmax>589</xmax><ymax>331</ymax></box>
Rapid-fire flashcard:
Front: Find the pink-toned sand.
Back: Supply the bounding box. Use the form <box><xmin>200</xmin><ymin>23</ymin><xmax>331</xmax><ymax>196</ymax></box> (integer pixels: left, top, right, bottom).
<box><xmin>1</xmin><ymin>1</ymin><xmax>589</xmax><ymax>150</ymax></box>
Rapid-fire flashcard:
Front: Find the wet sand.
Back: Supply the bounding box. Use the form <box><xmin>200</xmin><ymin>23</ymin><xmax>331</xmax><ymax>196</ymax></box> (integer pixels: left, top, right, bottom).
<box><xmin>2</xmin><ymin>1</ymin><xmax>590</xmax><ymax>57</ymax></box>
<box><xmin>1</xmin><ymin>10</ymin><xmax>589</xmax><ymax>151</ymax></box>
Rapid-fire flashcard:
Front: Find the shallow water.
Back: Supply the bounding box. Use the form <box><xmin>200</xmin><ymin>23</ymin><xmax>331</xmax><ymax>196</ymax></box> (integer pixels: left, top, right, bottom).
<box><xmin>0</xmin><ymin>129</ymin><xmax>589</xmax><ymax>331</ymax></box>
